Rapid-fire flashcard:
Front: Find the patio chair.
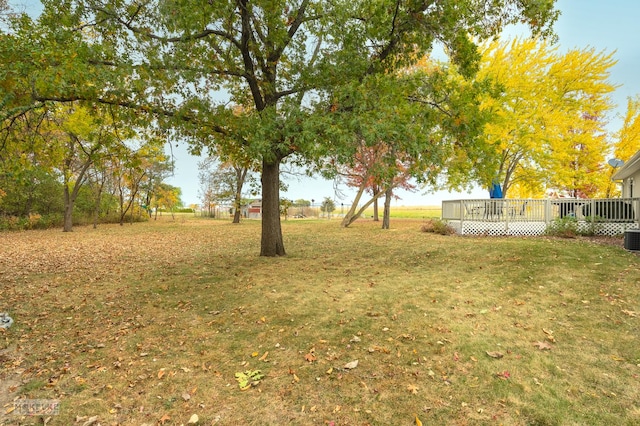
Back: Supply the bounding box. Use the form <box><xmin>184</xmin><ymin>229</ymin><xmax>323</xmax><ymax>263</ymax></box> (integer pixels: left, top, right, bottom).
<box><xmin>465</xmin><ymin>203</ymin><xmax>479</xmax><ymax>219</ymax></box>
<box><xmin>484</xmin><ymin>200</ymin><xmax>503</xmax><ymax>219</ymax></box>
<box><xmin>509</xmin><ymin>201</ymin><xmax>528</xmax><ymax>219</ymax></box>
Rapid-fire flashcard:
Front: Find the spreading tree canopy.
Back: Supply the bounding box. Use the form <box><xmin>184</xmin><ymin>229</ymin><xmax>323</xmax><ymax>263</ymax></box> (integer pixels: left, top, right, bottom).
<box><xmin>477</xmin><ymin>37</ymin><xmax>616</xmax><ymax>198</ymax></box>
<box><xmin>1</xmin><ymin>0</ymin><xmax>558</xmax><ymax>255</ymax></box>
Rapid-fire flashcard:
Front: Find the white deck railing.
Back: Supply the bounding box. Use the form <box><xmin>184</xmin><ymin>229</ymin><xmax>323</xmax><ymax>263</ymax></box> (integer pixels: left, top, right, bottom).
<box><xmin>442</xmin><ymin>198</ymin><xmax>640</xmax><ymax>236</ymax></box>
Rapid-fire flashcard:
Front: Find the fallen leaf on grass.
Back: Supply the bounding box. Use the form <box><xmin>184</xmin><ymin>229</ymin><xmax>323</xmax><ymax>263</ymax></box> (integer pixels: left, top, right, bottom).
<box><xmin>159</xmin><ymin>414</ymin><xmax>170</xmax><ymax>425</ymax></box>
<box><xmin>368</xmin><ymin>345</ymin><xmax>390</xmax><ymax>354</ymax></box>
<box><xmin>533</xmin><ymin>341</ymin><xmax>552</xmax><ymax>350</ymax></box>
<box><xmin>75</xmin><ymin>416</ymin><xmax>98</xmax><ymax>426</ymax></box>
<box><xmin>543</xmin><ymin>328</ymin><xmax>557</xmax><ymax>342</ymax></box>
<box><xmin>415</xmin><ymin>414</ymin><xmax>423</xmax><ymax>426</ymax></box>
<box><xmin>622</xmin><ymin>310</ymin><xmax>637</xmax><ymax>317</ymax></box>
<box><xmin>259</xmin><ymin>351</ymin><xmax>269</xmax><ymax>361</ymax></box>
<box><xmin>304</xmin><ymin>352</ymin><xmax>316</xmax><ymax>362</ymax></box>
<box><xmin>343</xmin><ymin>360</ymin><xmax>359</xmax><ymax>369</ymax></box>
<box><xmin>486</xmin><ymin>351</ymin><xmax>504</xmax><ymax>359</ymax></box>
<box><xmin>81</xmin><ymin>417</ymin><xmax>99</xmax><ymax>426</ymax></box>
<box><xmin>157</xmin><ymin>369</ymin><xmax>165</xmax><ymax>379</ymax></box>
<box><xmin>407</xmin><ymin>384</ymin><xmax>419</xmax><ymax>394</ymax></box>
<box><xmin>496</xmin><ymin>370</ymin><xmax>511</xmax><ymax>380</ymax></box>
<box><xmin>181</xmin><ymin>392</ymin><xmax>191</xmax><ymax>401</ymax></box>
<box><xmin>235</xmin><ymin>370</ymin><xmax>265</xmax><ymax>390</ymax></box>
<box><xmin>187</xmin><ymin>413</ymin><xmax>199</xmax><ymax>424</ymax></box>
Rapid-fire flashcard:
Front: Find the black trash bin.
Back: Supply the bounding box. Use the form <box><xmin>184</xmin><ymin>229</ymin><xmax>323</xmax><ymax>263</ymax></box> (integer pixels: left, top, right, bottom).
<box><xmin>624</xmin><ymin>229</ymin><xmax>640</xmax><ymax>251</ymax></box>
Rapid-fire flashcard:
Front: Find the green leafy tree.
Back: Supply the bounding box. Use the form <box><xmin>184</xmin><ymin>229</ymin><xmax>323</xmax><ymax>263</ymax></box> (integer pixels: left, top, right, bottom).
<box><xmin>84</xmin><ymin>159</ymin><xmax>113</xmax><ymax>228</ymax></box>
<box><xmin>112</xmin><ymin>142</ymin><xmax>166</xmax><ymax>225</ymax></box>
<box><xmin>50</xmin><ymin>104</ymin><xmax>134</xmax><ymax>231</ymax></box>
<box><xmin>139</xmin><ymin>148</ymin><xmax>173</xmax><ymax>219</ymax></box>
<box><xmin>293</xmin><ymin>199</ymin><xmax>310</xmax><ymax>207</ymax></box>
<box><xmin>320</xmin><ymin>197</ymin><xmax>335</xmax><ymax>219</ymax></box>
<box><xmin>1</xmin><ymin>0</ymin><xmax>558</xmax><ymax>255</ymax></box>
<box><xmin>280</xmin><ymin>198</ymin><xmax>293</xmax><ymax>220</ymax></box>
<box><xmin>156</xmin><ymin>183</ymin><xmax>182</xmax><ymax>221</ymax></box>
<box><xmin>0</xmin><ymin>110</ymin><xmax>63</xmax><ymax>219</ymax></box>
<box><xmin>317</xmin><ymin>63</ymin><xmax>493</xmax><ymax>228</ymax></box>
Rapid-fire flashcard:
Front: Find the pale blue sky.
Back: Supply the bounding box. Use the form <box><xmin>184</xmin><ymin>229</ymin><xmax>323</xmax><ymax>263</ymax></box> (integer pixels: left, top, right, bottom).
<box><xmin>9</xmin><ymin>1</ymin><xmax>640</xmax><ymax>206</ymax></box>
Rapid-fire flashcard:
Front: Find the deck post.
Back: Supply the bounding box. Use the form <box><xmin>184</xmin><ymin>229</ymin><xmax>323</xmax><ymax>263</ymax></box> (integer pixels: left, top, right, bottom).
<box><xmin>544</xmin><ymin>199</ymin><xmax>550</xmax><ymax>225</ymax></box>
<box><xmin>504</xmin><ymin>199</ymin><xmax>510</xmax><ymax>233</ymax></box>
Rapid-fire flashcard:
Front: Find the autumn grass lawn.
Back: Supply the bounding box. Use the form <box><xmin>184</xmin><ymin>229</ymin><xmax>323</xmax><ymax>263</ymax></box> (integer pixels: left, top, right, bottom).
<box><xmin>1</xmin><ymin>217</ymin><xmax>640</xmax><ymax>425</ymax></box>
<box><xmin>360</xmin><ymin>205</ymin><xmax>442</xmax><ymax>219</ymax></box>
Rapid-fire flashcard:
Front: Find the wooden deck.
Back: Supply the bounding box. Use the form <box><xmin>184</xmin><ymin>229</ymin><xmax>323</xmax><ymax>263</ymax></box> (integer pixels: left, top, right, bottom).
<box><xmin>442</xmin><ymin>198</ymin><xmax>640</xmax><ymax>236</ymax></box>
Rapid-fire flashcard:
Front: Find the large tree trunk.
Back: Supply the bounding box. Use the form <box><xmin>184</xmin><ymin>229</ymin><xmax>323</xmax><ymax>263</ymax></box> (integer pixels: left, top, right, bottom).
<box><xmin>341</xmin><ymin>184</ymin><xmax>386</xmax><ymax>228</ymax></box>
<box><xmin>232</xmin><ymin>167</ymin><xmax>247</xmax><ymax>224</ymax></box>
<box><xmin>341</xmin><ymin>185</ymin><xmax>366</xmax><ymax>227</ymax></box>
<box><xmin>233</xmin><ymin>206</ymin><xmax>242</xmax><ymax>223</ymax></box>
<box><xmin>63</xmin><ymin>163</ymin><xmax>92</xmax><ymax>232</ymax></box>
<box><xmin>260</xmin><ymin>159</ymin><xmax>285</xmax><ymax>256</ymax></box>
<box><xmin>63</xmin><ymin>186</ymin><xmax>74</xmax><ymax>232</ymax></box>
<box><xmin>382</xmin><ymin>187</ymin><xmax>392</xmax><ymax>229</ymax></box>
<box><xmin>372</xmin><ymin>184</ymin><xmax>380</xmax><ymax>221</ymax></box>
<box><xmin>373</xmin><ymin>198</ymin><xmax>379</xmax><ymax>221</ymax></box>
<box><xmin>118</xmin><ymin>188</ymin><xmax>125</xmax><ymax>226</ymax></box>
<box><xmin>92</xmin><ymin>181</ymin><xmax>104</xmax><ymax>229</ymax></box>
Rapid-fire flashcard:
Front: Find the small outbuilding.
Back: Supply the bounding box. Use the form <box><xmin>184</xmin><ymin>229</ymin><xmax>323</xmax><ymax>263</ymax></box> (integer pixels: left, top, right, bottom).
<box><xmin>246</xmin><ymin>200</ymin><xmax>262</xmax><ymax>219</ymax></box>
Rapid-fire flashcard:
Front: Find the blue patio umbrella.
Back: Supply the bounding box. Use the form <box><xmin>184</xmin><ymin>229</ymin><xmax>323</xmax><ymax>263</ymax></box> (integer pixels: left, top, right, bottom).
<box><xmin>489</xmin><ymin>181</ymin><xmax>503</xmax><ymax>199</ymax></box>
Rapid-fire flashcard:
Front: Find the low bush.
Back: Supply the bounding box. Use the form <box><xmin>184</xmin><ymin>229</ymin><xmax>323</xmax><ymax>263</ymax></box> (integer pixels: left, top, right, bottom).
<box><xmin>421</xmin><ymin>218</ymin><xmax>456</xmax><ymax>235</ymax></box>
<box><xmin>0</xmin><ymin>213</ymin><xmax>63</xmax><ymax>230</ymax></box>
<box><xmin>546</xmin><ymin>216</ymin><xmax>605</xmax><ymax>238</ymax></box>
<box><xmin>545</xmin><ymin>216</ymin><xmax>578</xmax><ymax>238</ymax></box>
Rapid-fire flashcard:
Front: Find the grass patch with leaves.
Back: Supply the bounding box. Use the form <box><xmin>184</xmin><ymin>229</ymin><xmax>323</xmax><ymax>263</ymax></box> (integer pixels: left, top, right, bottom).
<box><xmin>0</xmin><ymin>217</ymin><xmax>639</xmax><ymax>425</ymax></box>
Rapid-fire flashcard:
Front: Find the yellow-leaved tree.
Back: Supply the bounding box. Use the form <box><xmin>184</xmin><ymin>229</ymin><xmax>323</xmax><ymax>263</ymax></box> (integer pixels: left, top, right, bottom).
<box><xmin>606</xmin><ymin>96</ymin><xmax>640</xmax><ymax>197</ymax></box>
<box><xmin>478</xmin><ymin>38</ymin><xmax>616</xmax><ymax>198</ymax></box>
<box><xmin>614</xmin><ymin>97</ymin><xmax>640</xmax><ymax>162</ymax></box>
